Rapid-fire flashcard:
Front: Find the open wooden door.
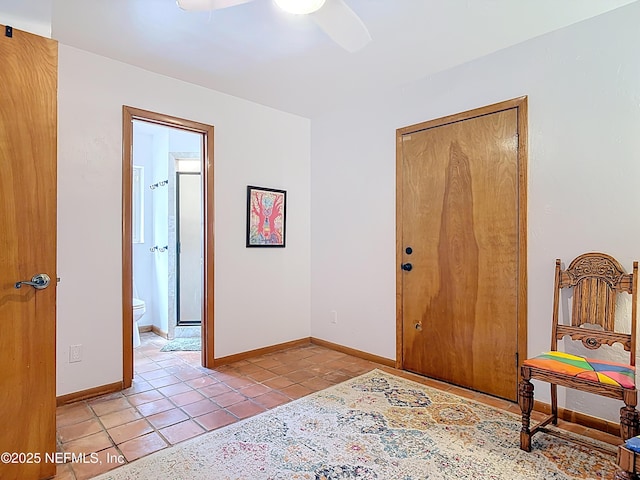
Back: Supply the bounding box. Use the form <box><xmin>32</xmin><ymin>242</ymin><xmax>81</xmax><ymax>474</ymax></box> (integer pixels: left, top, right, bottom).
<box><xmin>0</xmin><ymin>26</ymin><xmax>58</xmax><ymax>479</ymax></box>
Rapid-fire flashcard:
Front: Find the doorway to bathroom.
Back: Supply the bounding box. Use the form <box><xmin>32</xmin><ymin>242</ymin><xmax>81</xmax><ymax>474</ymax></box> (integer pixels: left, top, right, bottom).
<box><xmin>122</xmin><ymin>106</ymin><xmax>214</xmax><ymax>388</ymax></box>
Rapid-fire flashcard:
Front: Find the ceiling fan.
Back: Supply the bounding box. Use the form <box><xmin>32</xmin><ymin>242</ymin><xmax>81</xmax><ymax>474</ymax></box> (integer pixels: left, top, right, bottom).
<box><xmin>176</xmin><ymin>0</ymin><xmax>372</xmax><ymax>53</ymax></box>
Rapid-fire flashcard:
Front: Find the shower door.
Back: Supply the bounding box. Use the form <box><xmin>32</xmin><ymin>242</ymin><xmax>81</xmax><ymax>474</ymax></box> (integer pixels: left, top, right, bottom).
<box><xmin>176</xmin><ymin>172</ymin><xmax>203</xmax><ymax>325</ymax></box>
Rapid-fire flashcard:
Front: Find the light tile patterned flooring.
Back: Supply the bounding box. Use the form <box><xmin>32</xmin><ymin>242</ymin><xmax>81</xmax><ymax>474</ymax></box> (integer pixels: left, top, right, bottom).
<box><xmin>52</xmin><ymin>332</ymin><xmax>622</xmax><ymax>479</ymax></box>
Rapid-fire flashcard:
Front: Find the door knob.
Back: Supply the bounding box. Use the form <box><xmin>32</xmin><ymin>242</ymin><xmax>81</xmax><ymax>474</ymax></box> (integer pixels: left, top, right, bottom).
<box><xmin>401</xmin><ymin>263</ymin><xmax>413</xmax><ymax>271</ymax></box>
<box><xmin>15</xmin><ymin>273</ymin><xmax>51</xmax><ymax>290</ymax></box>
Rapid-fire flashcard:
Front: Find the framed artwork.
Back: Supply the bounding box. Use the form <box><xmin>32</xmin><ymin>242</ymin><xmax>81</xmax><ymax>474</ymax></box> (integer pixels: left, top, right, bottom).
<box><xmin>246</xmin><ymin>185</ymin><xmax>287</xmax><ymax>247</ymax></box>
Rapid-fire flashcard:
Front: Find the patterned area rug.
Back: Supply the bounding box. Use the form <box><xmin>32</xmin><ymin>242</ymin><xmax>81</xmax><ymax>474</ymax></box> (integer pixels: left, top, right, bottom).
<box><xmin>95</xmin><ymin>369</ymin><xmax>617</xmax><ymax>479</ymax></box>
<box><xmin>159</xmin><ymin>337</ymin><xmax>201</xmax><ymax>352</ymax></box>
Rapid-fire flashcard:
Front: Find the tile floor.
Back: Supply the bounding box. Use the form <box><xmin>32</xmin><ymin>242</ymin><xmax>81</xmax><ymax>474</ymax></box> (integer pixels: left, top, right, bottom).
<box><xmin>52</xmin><ymin>332</ymin><xmax>622</xmax><ymax>479</ymax></box>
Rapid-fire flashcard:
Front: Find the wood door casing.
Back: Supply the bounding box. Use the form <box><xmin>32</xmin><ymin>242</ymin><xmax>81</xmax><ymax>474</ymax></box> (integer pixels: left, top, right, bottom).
<box><xmin>0</xmin><ymin>26</ymin><xmax>58</xmax><ymax>479</ymax></box>
<box><xmin>396</xmin><ymin>98</ymin><xmax>528</xmax><ymax>401</ymax></box>
<box><xmin>122</xmin><ymin>106</ymin><xmax>215</xmax><ymax>388</ymax></box>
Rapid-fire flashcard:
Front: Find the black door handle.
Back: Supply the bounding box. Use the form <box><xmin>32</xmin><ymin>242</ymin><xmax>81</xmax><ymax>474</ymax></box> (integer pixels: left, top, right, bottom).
<box><xmin>401</xmin><ymin>263</ymin><xmax>413</xmax><ymax>272</ymax></box>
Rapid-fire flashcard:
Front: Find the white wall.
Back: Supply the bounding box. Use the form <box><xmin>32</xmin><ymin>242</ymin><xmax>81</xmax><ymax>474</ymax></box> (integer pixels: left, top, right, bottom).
<box><xmin>310</xmin><ymin>2</ymin><xmax>640</xmax><ymax>422</ymax></box>
<box><xmin>57</xmin><ymin>46</ymin><xmax>311</xmax><ymax>396</ymax></box>
<box><xmin>132</xmin><ymin>132</ymin><xmax>154</xmax><ymax>327</ymax></box>
<box><xmin>150</xmin><ymin>129</ymin><xmax>170</xmax><ymax>335</ymax></box>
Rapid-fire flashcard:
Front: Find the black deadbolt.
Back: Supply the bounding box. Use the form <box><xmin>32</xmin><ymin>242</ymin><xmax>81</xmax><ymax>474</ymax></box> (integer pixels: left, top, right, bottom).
<box><xmin>405</xmin><ymin>247</ymin><xmax>413</xmax><ymax>255</ymax></box>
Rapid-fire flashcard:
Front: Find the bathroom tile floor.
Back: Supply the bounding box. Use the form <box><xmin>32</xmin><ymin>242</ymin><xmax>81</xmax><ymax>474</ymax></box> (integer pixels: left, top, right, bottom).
<box><xmin>52</xmin><ymin>332</ymin><xmax>622</xmax><ymax>479</ymax></box>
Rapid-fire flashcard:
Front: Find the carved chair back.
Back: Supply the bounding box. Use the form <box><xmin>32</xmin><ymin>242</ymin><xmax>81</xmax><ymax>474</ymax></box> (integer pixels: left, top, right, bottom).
<box><xmin>551</xmin><ymin>252</ymin><xmax>637</xmax><ymax>366</ymax></box>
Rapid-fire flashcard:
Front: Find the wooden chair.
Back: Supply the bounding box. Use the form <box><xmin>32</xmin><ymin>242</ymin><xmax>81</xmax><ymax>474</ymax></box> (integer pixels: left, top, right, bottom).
<box><xmin>519</xmin><ymin>252</ymin><xmax>639</xmax><ymax>452</ymax></box>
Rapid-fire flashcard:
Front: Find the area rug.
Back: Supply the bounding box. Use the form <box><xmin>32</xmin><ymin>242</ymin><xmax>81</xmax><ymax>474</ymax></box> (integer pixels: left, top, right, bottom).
<box><xmin>95</xmin><ymin>369</ymin><xmax>617</xmax><ymax>479</ymax></box>
<box><xmin>160</xmin><ymin>337</ymin><xmax>201</xmax><ymax>352</ymax></box>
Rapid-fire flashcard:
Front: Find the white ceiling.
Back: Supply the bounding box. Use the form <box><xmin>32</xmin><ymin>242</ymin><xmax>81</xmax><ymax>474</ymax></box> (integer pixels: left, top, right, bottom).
<box><xmin>1</xmin><ymin>0</ymin><xmax>637</xmax><ymax>118</ymax></box>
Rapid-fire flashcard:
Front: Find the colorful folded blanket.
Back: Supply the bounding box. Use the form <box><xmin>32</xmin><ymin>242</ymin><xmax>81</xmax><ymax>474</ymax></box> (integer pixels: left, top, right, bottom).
<box><xmin>523</xmin><ymin>351</ymin><xmax>635</xmax><ymax>389</ymax></box>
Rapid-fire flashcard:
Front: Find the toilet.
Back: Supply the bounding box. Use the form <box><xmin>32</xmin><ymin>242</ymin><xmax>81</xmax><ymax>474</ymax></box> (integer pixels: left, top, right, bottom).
<box><xmin>132</xmin><ymin>298</ymin><xmax>146</xmax><ymax>348</ymax></box>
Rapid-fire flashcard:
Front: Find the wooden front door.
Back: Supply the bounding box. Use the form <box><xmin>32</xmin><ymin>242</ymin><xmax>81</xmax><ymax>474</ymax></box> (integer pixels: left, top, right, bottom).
<box><xmin>0</xmin><ymin>26</ymin><xmax>58</xmax><ymax>479</ymax></box>
<box><xmin>397</xmin><ymin>98</ymin><xmax>527</xmax><ymax>401</ymax></box>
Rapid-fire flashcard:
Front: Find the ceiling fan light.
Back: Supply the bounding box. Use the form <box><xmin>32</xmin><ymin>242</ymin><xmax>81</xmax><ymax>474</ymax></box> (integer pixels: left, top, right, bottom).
<box><xmin>274</xmin><ymin>0</ymin><xmax>326</xmax><ymax>15</ymax></box>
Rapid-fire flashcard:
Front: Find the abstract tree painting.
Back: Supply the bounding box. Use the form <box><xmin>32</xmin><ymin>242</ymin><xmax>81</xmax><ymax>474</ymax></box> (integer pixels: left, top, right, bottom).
<box><xmin>246</xmin><ymin>186</ymin><xmax>287</xmax><ymax>247</ymax></box>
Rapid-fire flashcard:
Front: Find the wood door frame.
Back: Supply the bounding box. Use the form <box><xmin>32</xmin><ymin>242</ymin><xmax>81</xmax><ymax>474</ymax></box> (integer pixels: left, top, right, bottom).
<box><xmin>122</xmin><ymin>106</ymin><xmax>215</xmax><ymax>388</ymax></box>
<box><xmin>395</xmin><ymin>96</ymin><xmax>528</xmax><ymax>375</ymax></box>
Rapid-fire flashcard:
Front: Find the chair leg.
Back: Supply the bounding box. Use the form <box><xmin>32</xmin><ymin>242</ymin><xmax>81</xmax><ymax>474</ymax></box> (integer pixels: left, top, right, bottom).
<box><xmin>621</xmin><ymin>405</ymin><xmax>639</xmax><ymax>441</ymax></box>
<box><xmin>621</xmin><ymin>390</ymin><xmax>639</xmax><ymax>441</ymax></box>
<box><xmin>550</xmin><ymin>383</ymin><xmax>558</xmax><ymax>425</ymax></box>
<box><xmin>519</xmin><ymin>378</ymin><xmax>534</xmax><ymax>452</ymax></box>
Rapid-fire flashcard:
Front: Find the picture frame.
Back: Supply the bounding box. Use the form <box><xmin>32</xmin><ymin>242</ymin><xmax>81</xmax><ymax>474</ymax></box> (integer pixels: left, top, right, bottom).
<box><xmin>246</xmin><ymin>185</ymin><xmax>287</xmax><ymax>248</ymax></box>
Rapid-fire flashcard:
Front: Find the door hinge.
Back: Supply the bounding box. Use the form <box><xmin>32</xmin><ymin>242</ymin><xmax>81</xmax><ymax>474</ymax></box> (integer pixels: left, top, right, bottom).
<box><xmin>5</xmin><ymin>25</ymin><xmax>13</xmax><ymax>38</ymax></box>
<box><xmin>515</xmin><ymin>352</ymin><xmax>519</xmax><ymax>367</ymax></box>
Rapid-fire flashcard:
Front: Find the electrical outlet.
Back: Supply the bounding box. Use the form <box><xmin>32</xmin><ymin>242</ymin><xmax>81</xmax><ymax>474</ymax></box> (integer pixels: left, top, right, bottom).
<box><xmin>69</xmin><ymin>344</ymin><xmax>83</xmax><ymax>363</ymax></box>
<box><xmin>330</xmin><ymin>310</ymin><xmax>338</xmax><ymax>325</ymax></box>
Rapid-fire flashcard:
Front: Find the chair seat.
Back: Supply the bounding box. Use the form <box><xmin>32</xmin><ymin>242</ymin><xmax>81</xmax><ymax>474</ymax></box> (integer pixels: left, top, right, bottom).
<box><xmin>523</xmin><ymin>351</ymin><xmax>636</xmax><ymax>389</ymax></box>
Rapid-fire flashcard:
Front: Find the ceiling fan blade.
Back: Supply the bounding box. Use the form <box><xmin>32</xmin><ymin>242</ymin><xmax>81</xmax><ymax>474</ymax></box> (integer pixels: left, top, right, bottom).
<box><xmin>176</xmin><ymin>0</ymin><xmax>254</xmax><ymax>11</ymax></box>
<box><xmin>311</xmin><ymin>0</ymin><xmax>371</xmax><ymax>53</ymax></box>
